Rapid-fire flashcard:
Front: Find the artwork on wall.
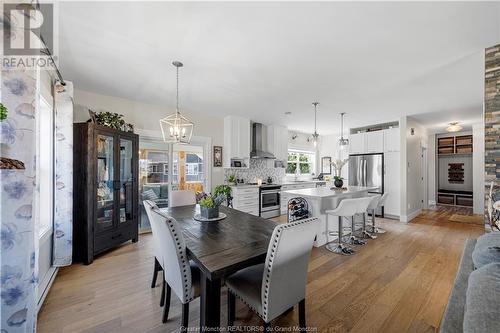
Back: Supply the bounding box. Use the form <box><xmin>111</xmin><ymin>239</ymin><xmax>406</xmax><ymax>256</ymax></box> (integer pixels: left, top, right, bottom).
<box><xmin>448</xmin><ymin>163</ymin><xmax>464</xmax><ymax>183</ymax></box>
<box><xmin>213</xmin><ymin>146</ymin><xmax>222</xmax><ymax>167</ymax></box>
<box><xmin>321</xmin><ymin>156</ymin><xmax>332</xmax><ymax>174</ymax></box>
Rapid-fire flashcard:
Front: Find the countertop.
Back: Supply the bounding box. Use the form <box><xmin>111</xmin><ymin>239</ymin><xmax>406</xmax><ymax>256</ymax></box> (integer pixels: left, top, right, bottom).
<box><xmin>229</xmin><ymin>180</ymin><xmax>327</xmax><ymax>189</ymax></box>
<box><xmin>282</xmin><ymin>186</ymin><xmax>377</xmax><ymax>198</ymax></box>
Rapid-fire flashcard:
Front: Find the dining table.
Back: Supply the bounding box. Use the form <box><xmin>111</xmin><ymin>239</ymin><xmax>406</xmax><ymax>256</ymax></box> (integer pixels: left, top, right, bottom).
<box><xmin>160</xmin><ymin>204</ymin><xmax>277</xmax><ymax>331</ymax></box>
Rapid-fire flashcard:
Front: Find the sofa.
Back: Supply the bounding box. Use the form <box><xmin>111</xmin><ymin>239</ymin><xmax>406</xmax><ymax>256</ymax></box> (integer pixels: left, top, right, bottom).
<box><xmin>440</xmin><ymin>233</ymin><xmax>500</xmax><ymax>333</ymax></box>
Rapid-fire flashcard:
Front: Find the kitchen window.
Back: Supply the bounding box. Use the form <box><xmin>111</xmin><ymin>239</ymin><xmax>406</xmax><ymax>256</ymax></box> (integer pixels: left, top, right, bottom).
<box><xmin>286</xmin><ymin>150</ymin><xmax>315</xmax><ymax>175</ymax></box>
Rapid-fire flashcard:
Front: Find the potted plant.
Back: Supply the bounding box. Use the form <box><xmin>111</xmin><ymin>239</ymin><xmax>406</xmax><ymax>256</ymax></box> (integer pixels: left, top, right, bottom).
<box><xmin>214</xmin><ymin>185</ymin><xmax>232</xmax><ymax>207</ymax></box>
<box><xmin>198</xmin><ymin>193</ymin><xmax>226</xmax><ymax>219</ymax></box>
<box><xmin>331</xmin><ymin>158</ymin><xmax>348</xmax><ymax>188</ymax></box>
<box><xmin>227</xmin><ymin>174</ymin><xmax>237</xmax><ymax>185</ymax></box>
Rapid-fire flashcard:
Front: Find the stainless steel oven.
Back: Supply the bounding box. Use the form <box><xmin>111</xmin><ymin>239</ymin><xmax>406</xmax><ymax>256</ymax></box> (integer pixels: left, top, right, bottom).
<box><xmin>260</xmin><ymin>185</ymin><xmax>281</xmax><ymax>218</ymax></box>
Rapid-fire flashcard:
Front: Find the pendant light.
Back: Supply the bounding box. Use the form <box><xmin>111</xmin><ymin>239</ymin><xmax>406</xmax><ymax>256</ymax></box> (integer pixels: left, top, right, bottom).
<box><xmin>446</xmin><ymin>122</ymin><xmax>462</xmax><ymax>132</ymax></box>
<box><xmin>312</xmin><ymin>102</ymin><xmax>320</xmax><ymax>147</ymax></box>
<box><xmin>160</xmin><ymin>61</ymin><xmax>194</xmax><ymax>144</ymax></box>
<box><xmin>338</xmin><ymin>112</ymin><xmax>349</xmax><ymax>150</ymax></box>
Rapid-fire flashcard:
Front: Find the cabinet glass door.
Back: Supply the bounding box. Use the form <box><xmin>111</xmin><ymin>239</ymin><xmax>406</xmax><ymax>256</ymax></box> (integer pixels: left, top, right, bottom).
<box><xmin>119</xmin><ymin>138</ymin><xmax>134</xmax><ymax>223</ymax></box>
<box><xmin>96</xmin><ymin>134</ymin><xmax>114</xmax><ymax>231</ymax></box>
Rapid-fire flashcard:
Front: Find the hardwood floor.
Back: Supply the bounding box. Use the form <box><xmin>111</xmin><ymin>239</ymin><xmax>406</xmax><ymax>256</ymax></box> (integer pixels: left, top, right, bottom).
<box><xmin>38</xmin><ymin>209</ymin><xmax>484</xmax><ymax>333</ymax></box>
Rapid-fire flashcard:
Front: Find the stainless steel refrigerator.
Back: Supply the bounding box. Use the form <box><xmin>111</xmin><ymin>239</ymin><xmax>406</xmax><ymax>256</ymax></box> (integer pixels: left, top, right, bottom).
<box><xmin>349</xmin><ymin>153</ymin><xmax>384</xmax><ymax>214</ymax></box>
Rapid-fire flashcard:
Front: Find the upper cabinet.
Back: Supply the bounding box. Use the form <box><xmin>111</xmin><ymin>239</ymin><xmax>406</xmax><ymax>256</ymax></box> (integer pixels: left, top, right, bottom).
<box><xmin>365</xmin><ymin>131</ymin><xmax>384</xmax><ymax>153</ymax></box>
<box><xmin>383</xmin><ymin>127</ymin><xmax>400</xmax><ymax>152</ymax></box>
<box><xmin>349</xmin><ymin>133</ymin><xmax>365</xmax><ymax>154</ymax></box>
<box><xmin>267</xmin><ymin>125</ymin><xmax>288</xmax><ymax>161</ymax></box>
<box><xmin>223</xmin><ymin>116</ymin><xmax>251</xmax><ymax>168</ymax></box>
<box><xmin>349</xmin><ymin>128</ymin><xmax>399</xmax><ymax>155</ymax></box>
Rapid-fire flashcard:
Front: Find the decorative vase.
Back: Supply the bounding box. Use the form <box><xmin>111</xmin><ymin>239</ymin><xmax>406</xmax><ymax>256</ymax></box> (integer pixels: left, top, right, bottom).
<box><xmin>334</xmin><ymin>178</ymin><xmax>343</xmax><ymax>188</ymax></box>
<box><xmin>200</xmin><ymin>206</ymin><xmax>219</xmax><ymax>219</ymax></box>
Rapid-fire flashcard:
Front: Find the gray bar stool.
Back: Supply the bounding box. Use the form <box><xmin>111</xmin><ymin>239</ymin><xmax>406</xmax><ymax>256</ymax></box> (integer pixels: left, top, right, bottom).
<box><xmin>367</xmin><ymin>193</ymin><xmax>389</xmax><ymax>234</ymax></box>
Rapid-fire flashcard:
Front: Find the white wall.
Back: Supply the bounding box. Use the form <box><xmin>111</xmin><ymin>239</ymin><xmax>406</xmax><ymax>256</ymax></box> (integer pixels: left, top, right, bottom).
<box><xmin>401</xmin><ymin>116</ymin><xmax>428</xmax><ymax>222</ymax></box>
<box><xmin>473</xmin><ymin>123</ymin><xmax>485</xmax><ymax>215</ymax></box>
<box><xmin>73</xmin><ymin>89</ymin><xmax>225</xmax><ymax>190</ymax></box>
<box><xmin>318</xmin><ymin>134</ymin><xmax>348</xmax><ymax>179</ymax></box>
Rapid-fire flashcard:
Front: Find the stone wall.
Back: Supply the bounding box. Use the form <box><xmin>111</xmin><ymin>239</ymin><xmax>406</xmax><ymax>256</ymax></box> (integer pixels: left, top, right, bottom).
<box><xmin>485</xmin><ymin>44</ymin><xmax>500</xmax><ymax>230</ymax></box>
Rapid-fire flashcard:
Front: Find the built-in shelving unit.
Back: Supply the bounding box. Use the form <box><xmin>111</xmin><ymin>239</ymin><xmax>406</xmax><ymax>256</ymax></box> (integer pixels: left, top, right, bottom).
<box><xmin>435</xmin><ymin>133</ymin><xmax>473</xmax><ymax>207</ymax></box>
<box><xmin>437</xmin><ymin>135</ymin><xmax>472</xmax><ymax>155</ymax></box>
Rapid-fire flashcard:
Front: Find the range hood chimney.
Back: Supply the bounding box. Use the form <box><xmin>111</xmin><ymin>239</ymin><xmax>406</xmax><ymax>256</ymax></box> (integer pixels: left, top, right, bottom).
<box><xmin>250</xmin><ymin>123</ymin><xmax>276</xmax><ymax>159</ymax></box>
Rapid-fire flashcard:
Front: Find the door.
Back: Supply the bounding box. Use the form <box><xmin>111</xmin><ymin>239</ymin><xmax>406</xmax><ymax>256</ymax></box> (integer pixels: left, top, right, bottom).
<box><xmin>119</xmin><ymin>137</ymin><xmax>135</xmax><ymax>225</ymax></box>
<box><xmin>95</xmin><ymin>133</ymin><xmax>115</xmax><ymax>232</ymax></box>
<box><xmin>364</xmin><ymin>154</ymin><xmax>383</xmax><ymax>193</ymax></box>
<box><xmin>421</xmin><ymin>146</ymin><xmax>428</xmax><ymax>209</ymax></box>
<box><xmin>172</xmin><ymin>143</ymin><xmax>207</xmax><ymax>193</ymax></box>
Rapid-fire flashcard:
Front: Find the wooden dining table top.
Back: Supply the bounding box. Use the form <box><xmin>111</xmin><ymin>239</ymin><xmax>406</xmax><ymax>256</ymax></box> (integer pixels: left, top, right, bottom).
<box><xmin>160</xmin><ymin>205</ymin><xmax>278</xmax><ymax>280</ymax></box>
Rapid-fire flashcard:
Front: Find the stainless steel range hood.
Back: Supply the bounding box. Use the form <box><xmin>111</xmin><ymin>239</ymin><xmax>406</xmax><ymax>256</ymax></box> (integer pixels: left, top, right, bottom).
<box><xmin>250</xmin><ymin>123</ymin><xmax>276</xmax><ymax>159</ymax></box>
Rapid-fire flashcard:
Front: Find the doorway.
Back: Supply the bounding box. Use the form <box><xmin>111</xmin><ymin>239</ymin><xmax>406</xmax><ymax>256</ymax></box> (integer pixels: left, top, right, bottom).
<box><xmin>421</xmin><ymin>146</ymin><xmax>428</xmax><ymax>210</ymax></box>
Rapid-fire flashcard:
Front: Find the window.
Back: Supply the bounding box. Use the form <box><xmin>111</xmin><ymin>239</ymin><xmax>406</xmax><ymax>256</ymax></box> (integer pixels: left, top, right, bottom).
<box><xmin>37</xmin><ymin>96</ymin><xmax>54</xmax><ymax>238</ymax></box>
<box><xmin>185</xmin><ymin>153</ymin><xmax>203</xmax><ymax>182</ymax></box>
<box><xmin>286</xmin><ymin>150</ymin><xmax>315</xmax><ymax>175</ymax></box>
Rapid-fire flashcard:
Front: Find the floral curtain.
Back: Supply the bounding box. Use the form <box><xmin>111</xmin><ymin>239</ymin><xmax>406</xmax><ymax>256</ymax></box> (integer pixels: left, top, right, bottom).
<box><xmin>52</xmin><ymin>81</ymin><xmax>73</xmax><ymax>266</ymax></box>
<box><xmin>1</xmin><ymin>70</ymin><xmax>38</xmax><ymax>332</ymax></box>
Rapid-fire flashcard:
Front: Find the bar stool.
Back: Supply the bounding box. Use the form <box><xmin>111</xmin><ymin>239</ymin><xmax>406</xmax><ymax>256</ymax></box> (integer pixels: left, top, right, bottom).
<box><xmin>367</xmin><ymin>193</ymin><xmax>389</xmax><ymax>234</ymax></box>
<box><xmin>325</xmin><ymin>197</ymin><xmax>371</xmax><ymax>255</ymax></box>
<box><xmin>345</xmin><ymin>196</ymin><xmax>374</xmax><ymax>246</ymax></box>
<box><xmin>358</xmin><ymin>196</ymin><xmax>380</xmax><ymax>240</ymax></box>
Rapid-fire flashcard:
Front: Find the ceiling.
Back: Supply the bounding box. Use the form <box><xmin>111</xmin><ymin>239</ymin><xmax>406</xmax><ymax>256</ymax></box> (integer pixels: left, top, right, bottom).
<box><xmin>58</xmin><ymin>1</ymin><xmax>500</xmax><ymax>134</ymax></box>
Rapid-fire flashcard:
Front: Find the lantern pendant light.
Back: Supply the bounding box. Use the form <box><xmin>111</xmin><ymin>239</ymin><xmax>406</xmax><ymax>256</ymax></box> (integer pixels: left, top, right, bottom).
<box><xmin>338</xmin><ymin>112</ymin><xmax>349</xmax><ymax>150</ymax></box>
<box><xmin>312</xmin><ymin>102</ymin><xmax>320</xmax><ymax>147</ymax></box>
<box><xmin>160</xmin><ymin>61</ymin><xmax>194</xmax><ymax>144</ymax></box>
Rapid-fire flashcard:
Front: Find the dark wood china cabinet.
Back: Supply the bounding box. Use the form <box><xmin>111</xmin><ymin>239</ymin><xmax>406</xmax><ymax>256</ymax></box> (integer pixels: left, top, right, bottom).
<box><xmin>73</xmin><ymin>123</ymin><xmax>139</xmax><ymax>264</ymax></box>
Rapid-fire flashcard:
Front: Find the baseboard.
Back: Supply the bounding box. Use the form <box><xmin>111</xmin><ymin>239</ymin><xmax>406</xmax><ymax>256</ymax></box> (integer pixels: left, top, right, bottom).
<box><xmin>37</xmin><ymin>266</ymin><xmax>58</xmax><ymax>311</ymax></box>
<box><xmin>428</xmin><ymin>200</ymin><xmax>436</xmax><ymax>206</ymax></box>
<box><xmin>400</xmin><ymin>209</ymin><xmax>422</xmax><ymax>223</ymax></box>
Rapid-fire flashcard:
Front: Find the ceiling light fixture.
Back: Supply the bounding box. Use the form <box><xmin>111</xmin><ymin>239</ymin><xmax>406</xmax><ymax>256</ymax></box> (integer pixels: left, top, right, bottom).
<box><xmin>312</xmin><ymin>102</ymin><xmax>320</xmax><ymax>147</ymax></box>
<box><xmin>338</xmin><ymin>112</ymin><xmax>349</xmax><ymax>150</ymax></box>
<box><xmin>446</xmin><ymin>122</ymin><xmax>462</xmax><ymax>133</ymax></box>
<box><xmin>159</xmin><ymin>61</ymin><xmax>194</xmax><ymax>144</ymax></box>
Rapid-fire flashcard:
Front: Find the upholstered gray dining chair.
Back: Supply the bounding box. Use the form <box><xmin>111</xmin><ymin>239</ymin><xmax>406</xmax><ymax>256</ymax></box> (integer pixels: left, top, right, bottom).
<box><xmin>148</xmin><ymin>190</ymin><xmax>196</xmax><ymax>299</ymax></box>
<box><xmin>226</xmin><ymin>217</ymin><xmax>318</xmax><ymax>331</ymax></box>
<box><xmin>143</xmin><ymin>200</ymin><xmax>200</xmax><ymax>331</ymax></box>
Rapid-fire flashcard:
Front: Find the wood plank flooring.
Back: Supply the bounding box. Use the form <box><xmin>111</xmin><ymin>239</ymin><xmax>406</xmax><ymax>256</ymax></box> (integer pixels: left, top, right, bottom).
<box><xmin>37</xmin><ymin>208</ymin><xmax>484</xmax><ymax>333</ymax></box>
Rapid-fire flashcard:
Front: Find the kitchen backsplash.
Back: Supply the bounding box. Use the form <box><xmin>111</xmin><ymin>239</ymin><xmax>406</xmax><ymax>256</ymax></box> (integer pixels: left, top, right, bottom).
<box><xmin>224</xmin><ymin>159</ymin><xmax>286</xmax><ymax>183</ymax></box>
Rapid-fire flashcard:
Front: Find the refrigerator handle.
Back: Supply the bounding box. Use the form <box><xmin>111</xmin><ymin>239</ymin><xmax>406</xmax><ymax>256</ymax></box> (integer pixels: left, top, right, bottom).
<box><xmin>364</xmin><ymin>158</ymin><xmax>367</xmax><ymax>186</ymax></box>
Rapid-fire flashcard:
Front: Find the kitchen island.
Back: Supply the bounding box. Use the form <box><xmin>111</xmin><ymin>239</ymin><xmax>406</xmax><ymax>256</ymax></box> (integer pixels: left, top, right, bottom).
<box><xmin>283</xmin><ymin>186</ymin><xmax>378</xmax><ymax>247</ymax></box>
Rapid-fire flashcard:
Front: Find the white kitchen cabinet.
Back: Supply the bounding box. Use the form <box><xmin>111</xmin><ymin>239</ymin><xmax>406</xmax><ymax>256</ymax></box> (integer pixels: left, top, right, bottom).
<box><xmin>223</xmin><ymin>116</ymin><xmax>251</xmax><ymax>168</ymax></box>
<box><xmin>383</xmin><ymin>127</ymin><xmax>400</xmax><ymax>152</ymax></box>
<box><xmin>267</xmin><ymin>125</ymin><xmax>288</xmax><ymax>161</ymax></box>
<box><xmin>383</xmin><ymin>151</ymin><xmax>400</xmax><ymax>217</ymax></box>
<box><xmin>349</xmin><ymin>133</ymin><xmax>365</xmax><ymax>154</ymax></box>
<box><xmin>232</xmin><ymin>187</ymin><xmax>259</xmax><ymax>216</ymax></box>
<box><xmin>365</xmin><ymin>131</ymin><xmax>384</xmax><ymax>153</ymax></box>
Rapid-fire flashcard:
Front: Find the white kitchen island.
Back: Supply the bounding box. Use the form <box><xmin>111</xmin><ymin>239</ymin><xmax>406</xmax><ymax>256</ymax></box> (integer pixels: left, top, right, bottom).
<box><xmin>282</xmin><ymin>186</ymin><xmax>378</xmax><ymax>247</ymax></box>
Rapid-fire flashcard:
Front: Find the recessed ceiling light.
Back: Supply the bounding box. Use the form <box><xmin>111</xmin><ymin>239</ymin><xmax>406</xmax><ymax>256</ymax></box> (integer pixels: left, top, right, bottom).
<box><xmin>284</xmin><ymin>111</ymin><xmax>292</xmax><ymax>115</ymax></box>
<box><xmin>446</xmin><ymin>122</ymin><xmax>462</xmax><ymax>132</ymax></box>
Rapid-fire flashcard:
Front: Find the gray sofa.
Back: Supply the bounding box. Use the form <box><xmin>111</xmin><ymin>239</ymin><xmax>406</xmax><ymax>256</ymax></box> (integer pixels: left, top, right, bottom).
<box><xmin>440</xmin><ymin>235</ymin><xmax>500</xmax><ymax>333</ymax></box>
<box><xmin>440</xmin><ymin>239</ymin><xmax>476</xmax><ymax>333</ymax></box>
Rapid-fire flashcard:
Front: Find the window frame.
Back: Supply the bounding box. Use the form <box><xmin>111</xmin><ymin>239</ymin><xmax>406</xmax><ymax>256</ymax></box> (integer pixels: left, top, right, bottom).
<box><xmin>286</xmin><ymin>149</ymin><xmax>316</xmax><ymax>176</ymax></box>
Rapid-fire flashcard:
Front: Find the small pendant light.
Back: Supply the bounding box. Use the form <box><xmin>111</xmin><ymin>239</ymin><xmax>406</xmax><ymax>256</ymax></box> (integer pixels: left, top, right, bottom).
<box><xmin>338</xmin><ymin>112</ymin><xmax>349</xmax><ymax>150</ymax></box>
<box><xmin>159</xmin><ymin>61</ymin><xmax>194</xmax><ymax>144</ymax></box>
<box><xmin>312</xmin><ymin>102</ymin><xmax>320</xmax><ymax>147</ymax></box>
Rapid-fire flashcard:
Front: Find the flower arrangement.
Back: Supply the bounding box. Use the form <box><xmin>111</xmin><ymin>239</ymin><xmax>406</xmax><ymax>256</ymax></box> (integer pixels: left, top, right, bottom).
<box><xmin>331</xmin><ymin>158</ymin><xmax>348</xmax><ymax>188</ymax></box>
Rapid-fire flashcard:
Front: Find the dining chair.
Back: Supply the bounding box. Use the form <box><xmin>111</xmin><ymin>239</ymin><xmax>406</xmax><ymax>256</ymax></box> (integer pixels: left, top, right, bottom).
<box><xmin>144</xmin><ymin>200</ymin><xmax>200</xmax><ymax>331</ymax></box>
<box><xmin>148</xmin><ymin>190</ymin><xmax>196</xmax><ymax>295</ymax></box>
<box><xmin>144</xmin><ymin>200</ymin><xmax>165</xmax><ymax>301</ymax></box>
<box><xmin>170</xmin><ymin>190</ymin><xmax>196</xmax><ymax>207</ymax></box>
<box><xmin>226</xmin><ymin>217</ymin><xmax>318</xmax><ymax>331</ymax></box>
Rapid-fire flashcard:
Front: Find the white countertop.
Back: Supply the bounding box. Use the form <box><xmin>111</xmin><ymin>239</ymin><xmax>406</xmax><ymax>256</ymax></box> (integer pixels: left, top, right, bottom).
<box><xmin>282</xmin><ymin>186</ymin><xmax>377</xmax><ymax>198</ymax></box>
<box><xmin>229</xmin><ymin>180</ymin><xmax>326</xmax><ymax>189</ymax></box>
